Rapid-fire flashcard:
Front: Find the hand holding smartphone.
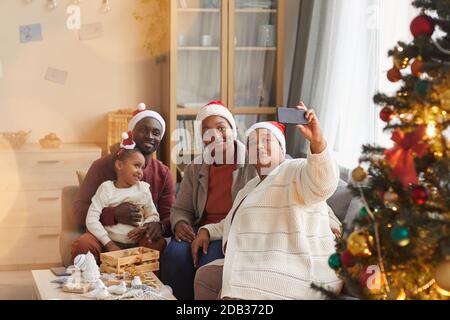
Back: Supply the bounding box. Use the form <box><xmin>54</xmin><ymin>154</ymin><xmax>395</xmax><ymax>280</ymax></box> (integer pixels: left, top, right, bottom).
<box><xmin>277</xmin><ymin>107</ymin><xmax>309</xmax><ymax>125</ymax></box>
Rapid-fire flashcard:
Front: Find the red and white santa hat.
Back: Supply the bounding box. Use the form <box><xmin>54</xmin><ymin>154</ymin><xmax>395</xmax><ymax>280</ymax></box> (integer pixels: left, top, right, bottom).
<box><xmin>128</xmin><ymin>103</ymin><xmax>166</xmax><ymax>137</ymax></box>
<box><xmin>245</xmin><ymin>121</ymin><xmax>286</xmax><ymax>156</ymax></box>
<box><xmin>120</xmin><ymin>131</ymin><xmax>136</xmax><ymax>150</ymax></box>
<box><xmin>195</xmin><ymin>101</ymin><xmax>237</xmax><ymax>141</ymax></box>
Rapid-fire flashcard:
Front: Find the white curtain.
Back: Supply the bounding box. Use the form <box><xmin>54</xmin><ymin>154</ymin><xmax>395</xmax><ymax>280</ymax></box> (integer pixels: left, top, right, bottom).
<box><xmin>297</xmin><ymin>0</ymin><xmax>418</xmax><ymax>169</ymax></box>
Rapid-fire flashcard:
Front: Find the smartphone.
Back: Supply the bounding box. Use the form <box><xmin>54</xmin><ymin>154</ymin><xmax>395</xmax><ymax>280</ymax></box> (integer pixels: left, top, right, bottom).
<box><xmin>277</xmin><ymin>107</ymin><xmax>309</xmax><ymax>125</ymax></box>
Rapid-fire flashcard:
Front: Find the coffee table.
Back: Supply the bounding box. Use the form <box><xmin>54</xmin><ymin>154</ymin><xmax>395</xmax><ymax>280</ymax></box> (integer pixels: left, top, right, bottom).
<box><xmin>31</xmin><ymin>269</ymin><xmax>175</xmax><ymax>300</ymax></box>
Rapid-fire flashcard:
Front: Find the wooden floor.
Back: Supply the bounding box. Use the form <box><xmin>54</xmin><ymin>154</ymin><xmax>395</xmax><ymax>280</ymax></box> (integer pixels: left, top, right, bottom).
<box><xmin>0</xmin><ymin>271</ymin><xmax>34</xmax><ymax>300</ymax></box>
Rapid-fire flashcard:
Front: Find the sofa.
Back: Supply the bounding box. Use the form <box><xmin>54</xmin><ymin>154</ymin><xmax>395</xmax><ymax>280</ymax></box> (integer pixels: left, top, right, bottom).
<box><xmin>60</xmin><ymin>165</ymin><xmax>361</xmax><ymax>267</ymax></box>
<box><xmin>60</xmin><ymin>186</ymin><xmax>84</xmax><ymax>267</ymax></box>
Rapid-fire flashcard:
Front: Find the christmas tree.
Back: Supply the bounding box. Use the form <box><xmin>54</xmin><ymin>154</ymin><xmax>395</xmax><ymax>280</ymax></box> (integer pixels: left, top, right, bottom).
<box><xmin>328</xmin><ymin>0</ymin><xmax>450</xmax><ymax>300</ymax></box>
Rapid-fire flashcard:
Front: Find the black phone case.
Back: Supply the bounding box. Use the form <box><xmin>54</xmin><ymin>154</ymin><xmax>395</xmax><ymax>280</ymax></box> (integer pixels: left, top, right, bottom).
<box><xmin>277</xmin><ymin>108</ymin><xmax>309</xmax><ymax>125</ymax></box>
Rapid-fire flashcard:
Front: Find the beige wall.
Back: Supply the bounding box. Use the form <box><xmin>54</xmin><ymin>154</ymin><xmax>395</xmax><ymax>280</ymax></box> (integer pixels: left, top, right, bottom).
<box><xmin>0</xmin><ymin>0</ymin><xmax>298</xmax><ymax>145</ymax></box>
<box><xmin>0</xmin><ymin>0</ymin><xmax>161</xmax><ymax>145</ymax></box>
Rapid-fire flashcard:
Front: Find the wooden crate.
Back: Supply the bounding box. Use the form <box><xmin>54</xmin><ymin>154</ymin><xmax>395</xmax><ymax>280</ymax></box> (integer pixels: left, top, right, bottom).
<box><xmin>100</xmin><ymin>247</ymin><xmax>159</xmax><ymax>275</ymax></box>
<box><xmin>62</xmin><ymin>283</ymin><xmax>90</xmax><ymax>294</ymax></box>
<box><xmin>107</xmin><ymin>109</ymin><xmax>134</xmax><ymax>154</ymax></box>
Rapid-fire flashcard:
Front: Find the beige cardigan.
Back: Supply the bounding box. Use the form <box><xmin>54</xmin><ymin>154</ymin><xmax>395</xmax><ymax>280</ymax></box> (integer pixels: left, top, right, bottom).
<box><xmin>201</xmin><ymin>146</ymin><xmax>343</xmax><ymax>300</ymax></box>
<box><xmin>170</xmin><ymin>141</ymin><xmax>258</xmax><ymax>232</ymax></box>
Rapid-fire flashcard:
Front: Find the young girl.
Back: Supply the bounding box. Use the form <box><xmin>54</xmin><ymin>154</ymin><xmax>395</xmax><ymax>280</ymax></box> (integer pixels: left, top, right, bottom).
<box><xmin>86</xmin><ymin>132</ymin><xmax>160</xmax><ymax>253</ymax></box>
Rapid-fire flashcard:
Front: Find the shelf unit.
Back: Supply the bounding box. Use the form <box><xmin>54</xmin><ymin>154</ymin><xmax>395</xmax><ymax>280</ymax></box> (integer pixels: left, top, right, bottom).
<box><xmin>162</xmin><ymin>0</ymin><xmax>284</xmax><ymax>179</ymax></box>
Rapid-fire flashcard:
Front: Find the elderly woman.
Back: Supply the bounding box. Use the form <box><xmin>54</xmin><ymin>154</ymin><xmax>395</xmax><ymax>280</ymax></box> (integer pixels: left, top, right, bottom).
<box><xmin>193</xmin><ymin>104</ymin><xmax>343</xmax><ymax>300</ymax></box>
<box><xmin>161</xmin><ymin>101</ymin><xmax>258</xmax><ymax>300</ymax></box>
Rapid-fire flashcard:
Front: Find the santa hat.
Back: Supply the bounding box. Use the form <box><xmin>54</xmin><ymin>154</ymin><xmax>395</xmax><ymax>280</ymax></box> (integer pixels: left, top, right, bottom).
<box><xmin>195</xmin><ymin>101</ymin><xmax>237</xmax><ymax>141</ymax></box>
<box><xmin>245</xmin><ymin>121</ymin><xmax>286</xmax><ymax>156</ymax></box>
<box><xmin>120</xmin><ymin>131</ymin><xmax>136</xmax><ymax>150</ymax></box>
<box><xmin>128</xmin><ymin>103</ymin><xmax>166</xmax><ymax>137</ymax></box>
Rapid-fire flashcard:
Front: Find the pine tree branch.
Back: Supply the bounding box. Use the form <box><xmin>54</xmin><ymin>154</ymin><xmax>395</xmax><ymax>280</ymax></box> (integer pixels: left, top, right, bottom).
<box><xmin>310</xmin><ymin>283</ymin><xmax>342</xmax><ymax>300</ymax></box>
<box><xmin>373</xmin><ymin>93</ymin><xmax>408</xmax><ymax>109</ymax></box>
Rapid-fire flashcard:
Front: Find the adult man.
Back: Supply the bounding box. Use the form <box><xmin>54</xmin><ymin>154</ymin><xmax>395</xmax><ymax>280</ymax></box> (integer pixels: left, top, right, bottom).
<box><xmin>71</xmin><ymin>103</ymin><xmax>175</xmax><ymax>261</ymax></box>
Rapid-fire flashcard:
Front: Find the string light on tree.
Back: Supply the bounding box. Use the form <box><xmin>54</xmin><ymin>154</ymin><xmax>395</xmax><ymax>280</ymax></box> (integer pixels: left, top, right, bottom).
<box><xmin>394</xmin><ymin>46</ymin><xmax>410</xmax><ymax>69</ymax></box>
<box><xmin>426</xmin><ymin>123</ymin><xmax>437</xmax><ymax>138</ymax></box>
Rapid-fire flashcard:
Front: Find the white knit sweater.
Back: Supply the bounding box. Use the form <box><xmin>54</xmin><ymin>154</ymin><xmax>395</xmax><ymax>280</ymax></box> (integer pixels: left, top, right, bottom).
<box><xmin>86</xmin><ymin>181</ymin><xmax>159</xmax><ymax>245</ymax></box>
<box><xmin>201</xmin><ymin>146</ymin><xmax>343</xmax><ymax>300</ymax></box>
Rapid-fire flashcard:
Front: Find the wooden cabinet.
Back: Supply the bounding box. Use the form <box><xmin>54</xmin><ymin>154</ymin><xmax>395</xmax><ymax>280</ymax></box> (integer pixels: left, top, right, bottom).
<box><xmin>162</xmin><ymin>0</ymin><xmax>284</xmax><ymax>179</ymax></box>
<box><xmin>0</xmin><ymin>144</ymin><xmax>101</xmax><ymax>269</ymax></box>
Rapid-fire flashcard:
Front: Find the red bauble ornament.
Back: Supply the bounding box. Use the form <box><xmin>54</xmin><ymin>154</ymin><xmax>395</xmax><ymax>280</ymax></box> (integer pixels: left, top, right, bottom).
<box><xmin>410</xmin><ymin>15</ymin><xmax>435</xmax><ymax>38</ymax></box>
<box><xmin>411</xmin><ymin>185</ymin><xmax>428</xmax><ymax>205</ymax></box>
<box><xmin>411</xmin><ymin>58</ymin><xmax>423</xmax><ymax>77</ymax></box>
<box><xmin>341</xmin><ymin>251</ymin><xmax>356</xmax><ymax>267</ymax></box>
<box><xmin>380</xmin><ymin>107</ymin><xmax>395</xmax><ymax>122</ymax></box>
<box><xmin>387</xmin><ymin>67</ymin><xmax>402</xmax><ymax>83</ymax></box>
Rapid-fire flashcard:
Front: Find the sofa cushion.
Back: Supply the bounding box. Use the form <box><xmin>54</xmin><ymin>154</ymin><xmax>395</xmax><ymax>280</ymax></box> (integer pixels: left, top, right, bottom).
<box><xmin>327</xmin><ymin>179</ymin><xmax>353</xmax><ymax>222</ymax></box>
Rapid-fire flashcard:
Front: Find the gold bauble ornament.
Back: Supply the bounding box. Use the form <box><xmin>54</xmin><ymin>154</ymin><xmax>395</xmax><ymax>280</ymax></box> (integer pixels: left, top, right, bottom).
<box><xmin>347</xmin><ymin>231</ymin><xmax>374</xmax><ymax>257</ymax></box>
<box><xmin>434</xmin><ymin>261</ymin><xmax>450</xmax><ymax>292</ymax></box>
<box><xmin>352</xmin><ymin>166</ymin><xmax>368</xmax><ymax>182</ymax></box>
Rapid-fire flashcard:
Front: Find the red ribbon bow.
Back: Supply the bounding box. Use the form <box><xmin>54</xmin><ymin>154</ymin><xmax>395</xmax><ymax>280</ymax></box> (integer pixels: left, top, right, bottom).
<box><xmin>384</xmin><ymin>125</ymin><xmax>429</xmax><ymax>189</ymax></box>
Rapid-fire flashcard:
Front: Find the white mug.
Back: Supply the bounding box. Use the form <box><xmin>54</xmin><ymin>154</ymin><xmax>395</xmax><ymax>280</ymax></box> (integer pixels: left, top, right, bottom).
<box><xmin>258</xmin><ymin>25</ymin><xmax>276</xmax><ymax>47</ymax></box>
<box><xmin>201</xmin><ymin>35</ymin><xmax>212</xmax><ymax>47</ymax></box>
